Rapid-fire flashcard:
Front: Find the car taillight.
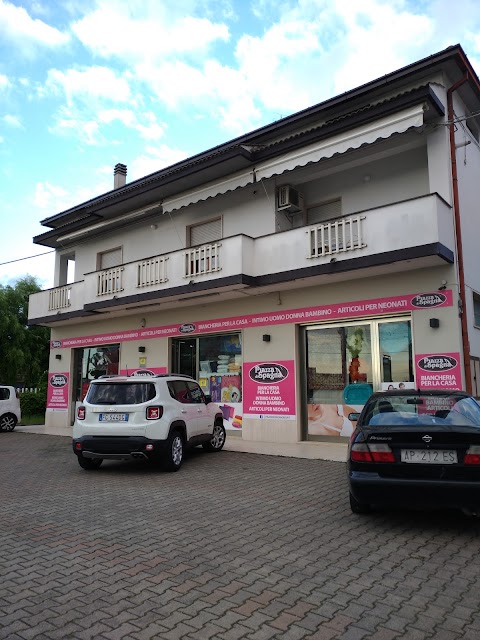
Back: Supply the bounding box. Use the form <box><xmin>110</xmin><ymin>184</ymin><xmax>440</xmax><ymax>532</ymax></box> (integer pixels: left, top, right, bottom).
<box><xmin>146</xmin><ymin>406</ymin><xmax>163</xmax><ymax>420</ymax></box>
<box><xmin>351</xmin><ymin>442</ymin><xmax>395</xmax><ymax>463</ymax></box>
<box><xmin>77</xmin><ymin>406</ymin><xmax>86</xmax><ymax>420</ymax></box>
<box><xmin>464</xmin><ymin>445</ymin><xmax>480</xmax><ymax>465</ymax></box>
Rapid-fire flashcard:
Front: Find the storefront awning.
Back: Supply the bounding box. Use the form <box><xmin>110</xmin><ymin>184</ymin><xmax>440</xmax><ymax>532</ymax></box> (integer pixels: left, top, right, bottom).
<box><xmin>162</xmin><ymin>168</ymin><xmax>255</xmax><ymax>213</ymax></box>
<box><xmin>254</xmin><ymin>104</ymin><xmax>425</xmax><ymax>181</ymax></box>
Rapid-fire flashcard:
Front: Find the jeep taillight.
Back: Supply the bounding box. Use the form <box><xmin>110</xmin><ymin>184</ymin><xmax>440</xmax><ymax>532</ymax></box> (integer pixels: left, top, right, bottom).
<box><xmin>77</xmin><ymin>406</ymin><xmax>86</xmax><ymax>420</ymax></box>
<box><xmin>351</xmin><ymin>443</ymin><xmax>395</xmax><ymax>463</ymax></box>
<box><xmin>146</xmin><ymin>406</ymin><xmax>163</xmax><ymax>420</ymax></box>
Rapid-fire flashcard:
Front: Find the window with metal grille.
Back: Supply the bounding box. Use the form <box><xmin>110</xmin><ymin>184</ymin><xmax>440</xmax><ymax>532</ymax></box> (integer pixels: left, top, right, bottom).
<box><xmin>474</xmin><ymin>292</ymin><xmax>480</xmax><ymax>327</ymax></box>
<box><xmin>188</xmin><ymin>218</ymin><xmax>222</xmax><ymax>247</ymax></box>
<box><xmin>98</xmin><ymin>247</ymin><xmax>122</xmax><ymax>270</ymax></box>
<box><xmin>307</xmin><ymin>198</ymin><xmax>342</xmax><ymax>225</ymax></box>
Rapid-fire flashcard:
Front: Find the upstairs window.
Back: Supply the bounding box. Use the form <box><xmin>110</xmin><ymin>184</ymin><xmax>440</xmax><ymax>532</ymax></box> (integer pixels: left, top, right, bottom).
<box><xmin>307</xmin><ymin>198</ymin><xmax>342</xmax><ymax>225</ymax></box>
<box><xmin>97</xmin><ymin>247</ymin><xmax>123</xmax><ymax>271</ymax></box>
<box><xmin>188</xmin><ymin>217</ymin><xmax>222</xmax><ymax>247</ymax></box>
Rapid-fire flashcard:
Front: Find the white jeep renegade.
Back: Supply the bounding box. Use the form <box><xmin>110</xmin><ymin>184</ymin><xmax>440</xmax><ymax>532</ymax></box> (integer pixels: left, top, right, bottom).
<box><xmin>73</xmin><ymin>374</ymin><xmax>226</xmax><ymax>471</ymax></box>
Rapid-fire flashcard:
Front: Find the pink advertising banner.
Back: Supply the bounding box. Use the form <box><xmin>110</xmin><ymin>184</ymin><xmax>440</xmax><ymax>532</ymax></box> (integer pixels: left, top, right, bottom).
<box><xmin>46</xmin><ymin>372</ymin><xmax>70</xmax><ymax>411</ymax></box>
<box><xmin>415</xmin><ymin>353</ymin><xmax>462</xmax><ymax>390</ymax></box>
<box><xmin>50</xmin><ymin>291</ymin><xmax>453</xmax><ymax>349</ymax></box>
<box><xmin>243</xmin><ymin>361</ymin><xmax>296</xmax><ymax>419</ymax></box>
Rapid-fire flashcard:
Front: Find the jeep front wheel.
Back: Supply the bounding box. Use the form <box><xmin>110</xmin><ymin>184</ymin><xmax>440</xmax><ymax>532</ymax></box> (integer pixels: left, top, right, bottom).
<box><xmin>163</xmin><ymin>429</ymin><xmax>184</xmax><ymax>472</ymax></box>
<box><xmin>203</xmin><ymin>422</ymin><xmax>226</xmax><ymax>452</ymax></box>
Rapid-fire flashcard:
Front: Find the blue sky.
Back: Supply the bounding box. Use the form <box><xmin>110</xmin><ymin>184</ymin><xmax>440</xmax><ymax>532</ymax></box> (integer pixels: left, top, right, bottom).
<box><xmin>1</xmin><ymin>0</ymin><xmax>480</xmax><ymax>289</ymax></box>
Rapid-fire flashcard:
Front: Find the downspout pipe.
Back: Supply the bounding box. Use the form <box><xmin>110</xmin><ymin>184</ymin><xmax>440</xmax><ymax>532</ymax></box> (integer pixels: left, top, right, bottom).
<box><xmin>446</xmin><ymin>72</ymin><xmax>471</xmax><ymax>393</ymax></box>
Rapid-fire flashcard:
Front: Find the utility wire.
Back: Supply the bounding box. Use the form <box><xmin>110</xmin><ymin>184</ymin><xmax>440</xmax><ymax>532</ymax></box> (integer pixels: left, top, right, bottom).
<box><xmin>0</xmin><ymin>250</ymin><xmax>55</xmax><ymax>267</ymax></box>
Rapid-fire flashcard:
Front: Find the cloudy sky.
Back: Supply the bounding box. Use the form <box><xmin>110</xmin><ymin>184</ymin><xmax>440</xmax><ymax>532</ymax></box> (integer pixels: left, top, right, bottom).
<box><xmin>1</xmin><ymin>0</ymin><xmax>480</xmax><ymax>289</ymax></box>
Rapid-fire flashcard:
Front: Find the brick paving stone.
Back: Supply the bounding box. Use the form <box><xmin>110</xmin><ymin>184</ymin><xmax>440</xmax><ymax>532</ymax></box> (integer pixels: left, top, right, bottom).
<box><xmin>4</xmin><ymin>435</ymin><xmax>480</xmax><ymax>640</ymax></box>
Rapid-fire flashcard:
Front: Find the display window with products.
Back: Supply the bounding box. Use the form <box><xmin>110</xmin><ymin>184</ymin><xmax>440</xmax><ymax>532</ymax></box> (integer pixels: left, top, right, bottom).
<box><xmin>72</xmin><ymin>344</ymin><xmax>120</xmax><ymax>401</ymax></box>
<box><xmin>304</xmin><ymin>318</ymin><xmax>413</xmax><ymax>438</ymax></box>
<box><xmin>171</xmin><ymin>333</ymin><xmax>243</xmax><ymax>430</ymax></box>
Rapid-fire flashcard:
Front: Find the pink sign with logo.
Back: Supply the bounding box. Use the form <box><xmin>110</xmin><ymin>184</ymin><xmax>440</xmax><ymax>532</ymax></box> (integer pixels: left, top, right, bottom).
<box><xmin>243</xmin><ymin>361</ymin><xmax>296</xmax><ymax>419</ymax></box>
<box><xmin>47</xmin><ymin>372</ymin><xmax>70</xmax><ymax>411</ymax></box>
<box><xmin>415</xmin><ymin>353</ymin><xmax>462</xmax><ymax>390</ymax></box>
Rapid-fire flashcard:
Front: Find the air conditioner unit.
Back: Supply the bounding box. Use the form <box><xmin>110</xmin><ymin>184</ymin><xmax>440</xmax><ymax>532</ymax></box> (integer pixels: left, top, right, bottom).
<box><xmin>277</xmin><ymin>185</ymin><xmax>304</xmax><ymax>214</ymax></box>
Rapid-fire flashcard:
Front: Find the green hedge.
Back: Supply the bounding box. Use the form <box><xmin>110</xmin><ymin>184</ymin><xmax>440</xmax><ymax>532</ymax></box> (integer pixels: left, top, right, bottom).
<box><xmin>19</xmin><ymin>390</ymin><xmax>47</xmax><ymax>416</ymax></box>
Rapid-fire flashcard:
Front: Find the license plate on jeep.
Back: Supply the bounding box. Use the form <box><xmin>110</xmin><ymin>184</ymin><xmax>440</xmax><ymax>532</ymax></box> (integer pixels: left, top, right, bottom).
<box><xmin>99</xmin><ymin>413</ymin><xmax>129</xmax><ymax>422</ymax></box>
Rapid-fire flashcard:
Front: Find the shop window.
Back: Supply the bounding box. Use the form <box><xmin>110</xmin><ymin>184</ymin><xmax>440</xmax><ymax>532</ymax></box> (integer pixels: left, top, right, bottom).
<box><xmin>304</xmin><ymin>319</ymin><xmax>413</xmax><ymax>439</ymax></box>
<box><xmin>73</xmin><ymin>344</ymin><xmax>120</xmax><ymax>401</ymax></box>
<box><xmin>473</xmin><ymin>292</ymin><xmax>480</xmax><ymax>327</ymax></box>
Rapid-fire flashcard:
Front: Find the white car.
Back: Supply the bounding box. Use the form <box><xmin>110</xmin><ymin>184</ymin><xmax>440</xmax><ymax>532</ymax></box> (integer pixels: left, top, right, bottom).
<box><xmin>0</xmin><ymin>386</ymin><xmax>21</xmax><ymax>431</ymax></box>
<box><xmin>73</xmin><ymin>374</ymin><xmax>226</xmax><ymax>471</ymax></box>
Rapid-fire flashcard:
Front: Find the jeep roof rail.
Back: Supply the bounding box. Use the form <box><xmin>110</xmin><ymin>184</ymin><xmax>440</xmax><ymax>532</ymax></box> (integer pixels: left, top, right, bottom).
<box><xmin>153</xmin><ymin>373</ymin><xmax>195</xmax><ymax>379</ymax></box>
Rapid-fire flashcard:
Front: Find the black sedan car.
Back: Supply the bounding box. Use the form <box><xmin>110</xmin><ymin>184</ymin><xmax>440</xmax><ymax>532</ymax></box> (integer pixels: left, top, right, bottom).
<box><xmin>347</xmin><ymin>390</ymin><xmax>480</xmax><ymax>516</ymax></box>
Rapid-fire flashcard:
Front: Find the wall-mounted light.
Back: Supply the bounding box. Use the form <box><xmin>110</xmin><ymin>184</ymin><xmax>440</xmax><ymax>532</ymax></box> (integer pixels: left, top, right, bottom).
<box><xmin>429</xmin><ymin>318</ymin><xmax>440</xmax><ymax>329</ymax></box>
<box><xmin>262</xmin><ymin>334</ymin><xmax>271</xmax><ymax>342</ymax></box>
<box><xmin>140</xmin><ymin>318</ymin><xmax>146</xmax><ymax>328</ymax></box>
<box><xmin>363</xmin><ymin>174</ymin><xmax>371</xmax><ymax>183</ymax></box>
<box><xmin>138</xmin><ymin>346</ymin><xmax>146</xmax><ymax>353</ymax></box>
<box><xmin>55</xmin><ymin>354</ymin><xmax>62</xmax><ymax>360</ymax></box>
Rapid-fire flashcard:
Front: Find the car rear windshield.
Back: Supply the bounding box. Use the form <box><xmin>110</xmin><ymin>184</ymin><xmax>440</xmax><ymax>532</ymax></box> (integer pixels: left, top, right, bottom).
<box><xmin>362</xmin><ymin>394</ymin><xmax>480</xmax><ymax>428</ymax></box>
<box><xmin>86</xmin><ymin>383</ymin><xmax>156</xmax><ymax>405</ymax></box>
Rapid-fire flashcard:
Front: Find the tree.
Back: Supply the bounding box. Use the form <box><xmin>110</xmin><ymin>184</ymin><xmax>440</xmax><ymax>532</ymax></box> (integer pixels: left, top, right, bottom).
<box><xmin>0</xmin><ymin>276</ymin><xmax>50</xmax><ymax>387</ymax></box>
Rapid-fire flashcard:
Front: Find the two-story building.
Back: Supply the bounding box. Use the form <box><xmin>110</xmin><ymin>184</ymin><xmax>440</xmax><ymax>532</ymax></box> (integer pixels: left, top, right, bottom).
<box><xmin>29</xmin><ymin>44</ymin><xmax>480</xmax><ymax>444</ymax></box>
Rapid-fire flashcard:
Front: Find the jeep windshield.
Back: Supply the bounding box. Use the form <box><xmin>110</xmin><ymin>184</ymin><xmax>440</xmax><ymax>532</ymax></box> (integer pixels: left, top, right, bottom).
<box><xmin>362</xmin><ymin>393</ymin><xmax>480</xmax><ymax>428</ymax></box>
<box><xmin>86</xmin><ymin>382</ymin><xmax>156</xmax><ymax>405</ymax></box>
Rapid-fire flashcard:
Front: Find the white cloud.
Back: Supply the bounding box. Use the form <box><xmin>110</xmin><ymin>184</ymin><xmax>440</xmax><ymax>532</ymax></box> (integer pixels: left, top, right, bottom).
<box><xmin>130</xmin><ymin>145</ymin><xmax>190</xmax><ymax>179</ymax></box>
<box><xmin>3</xmin><ymin>114</ymin><xmax>22</xmax><ymax>128</ymax></box>
<box><xmin>0</xmin><ymin>74</ymin><xmax>11</xmax><ymax>91</ymax></box>
<box><xmin>0</xmin><ymin>0</ymin><xmax>69</xmax><ymax>54</ymax></box>
<box><xmin>71</xmin><ymin>4</ymin><xmax>230</xmax><ymax>61</ymax></box>
<box><xmin>44</xmin><ymin>66</ymin><xmax>132</xmax><ymax>105</ymax></box>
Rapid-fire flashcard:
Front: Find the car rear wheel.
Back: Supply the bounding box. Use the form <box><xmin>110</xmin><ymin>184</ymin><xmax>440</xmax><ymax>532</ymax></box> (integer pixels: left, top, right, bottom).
<box><xmin>0</xmin><ymin>413</ymin><xmax>17</xmax><ymax>431</ymax></box>
<box><xmin>203</xmin><ymin>422</ymin><xmax>226</xmax><ymax>452</ymax></box>
<box><xmin>163</xmin><ymin>429</ymin><xmax>184</xmax><ymax>472</ymax></box>
<box><xmin>349</xmin><ymin>492</ymin><xmax>371</xmax><ymax>514</ymax></box>
<box><xmin>77</xmin><ymin>456</ymin><xmax>103</xmax><ymax>470</ymax></box>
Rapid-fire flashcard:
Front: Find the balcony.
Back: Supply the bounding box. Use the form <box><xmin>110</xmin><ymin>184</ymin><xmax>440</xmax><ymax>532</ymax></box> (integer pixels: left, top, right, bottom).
<box><xmin>28</xmin><ymin>193</ymin><xmax>454</xmax><ymax>324</ymax></box>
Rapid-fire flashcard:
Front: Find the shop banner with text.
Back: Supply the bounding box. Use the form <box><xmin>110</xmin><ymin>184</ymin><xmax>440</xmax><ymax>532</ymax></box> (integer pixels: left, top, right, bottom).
<box><xmin>46</xmin><ymin>372</ymin><xmax>70</xmax><ymax>411</ymax></box>
<box><xmin>243</xmin><ymin>361</ymin><xmax>296</xmax><ymax>419</ymax></box>
<box><xmin>415</xmin><ymin>353</ymin><xmax>462</xmax><ymax>390</ymax></box>
<box><xmin>51</xmin><ymin>291</ymin><xmax>453</xmax><ymax>349</ymax></box>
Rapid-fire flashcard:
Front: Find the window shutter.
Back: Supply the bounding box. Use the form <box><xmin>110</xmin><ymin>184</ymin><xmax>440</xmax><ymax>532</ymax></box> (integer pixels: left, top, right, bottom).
<box><xmin>100</xmin><ymin>248</ymin><xmax>122</xmax><ymax>269</ymax></box>
<box><xmin>190</xmin><ymin>218</ymin><xmax>222</xmax><ymax>247</ymax></box>
<box><xmin>307</xmin><ymin>199</ymin><xmax>342</xmax><ymax>225</ymax></box>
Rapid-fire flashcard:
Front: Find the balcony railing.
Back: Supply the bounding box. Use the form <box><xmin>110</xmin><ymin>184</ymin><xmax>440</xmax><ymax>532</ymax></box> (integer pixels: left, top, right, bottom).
<box><xmin>48</xmin><ymin>285</ymin><xmax>71</xmax><ymax>311</ymax></box>
<box><xmin>307</xmin><ymin>215</ymin><xmax>366</xmax><ymax>258</ymax></box>
<box><xmin>184</xmin><ymin>243</ymin><xmax>221</xmax><ymax>278</ymax></box>
<box><xmin>137</xmin><ymin>256</ymin><xmax>168</xmax><ymax>288</ymax></box>
<box><xmin>97</xmin><ymin>267</ymin><xmax>124</xmax><ymax>296</ymax></box>
<box><xmin>28</xmin><ymin>194</ymin><xmax>454</xmax><ymax>322</ymax></box>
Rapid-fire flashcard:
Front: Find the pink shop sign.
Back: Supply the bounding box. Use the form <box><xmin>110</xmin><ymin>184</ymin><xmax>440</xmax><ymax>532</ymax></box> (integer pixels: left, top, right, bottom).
<box><xmin>415</xmin><ymin>353</ymin><xmax>462</xmax><ymax>390</ymax></box>
<box><xmin>46</xmin><ymin>372</ymin><xmax>69</xmax><ymax>411</ymax></box>
<box><xmin>50</xmin><ymin>290</ymin><xmax>453</xmax><ymax>349</ymax></box>
<box><xmin>243</xmin><ymin>361</ymin><xmax>296</xmax><ymax>420</ymax></box>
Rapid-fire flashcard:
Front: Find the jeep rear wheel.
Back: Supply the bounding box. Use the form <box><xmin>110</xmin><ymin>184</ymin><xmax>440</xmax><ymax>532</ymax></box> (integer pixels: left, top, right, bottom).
<box><xmin>203</xmin><ymin>422</ymin><xmax>226</xmax><ymax>452</ymax></box>
<box><xmin>0</xmin><ymin>413</ymin><xmax>17</xmax><ymax>432</ymax></box>
<box><xmin>77</xmin><ymin>456</ymin><xmax>103</xmax><ymax>470</ymax></box>
<box><xmin>163</xmin><ymin>430</ymin><xmax>184</xmax><ymax>472</ymax></box>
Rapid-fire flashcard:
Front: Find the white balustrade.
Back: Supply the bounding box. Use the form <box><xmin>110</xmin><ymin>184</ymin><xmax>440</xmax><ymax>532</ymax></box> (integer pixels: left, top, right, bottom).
<box><xmin>48</xmin><ymin>286</ymin><xmax>71</xmax><ymax>311</ymax></box>
<box><xmin>137</xmin><ymin>256</ymin><xmax>168</xmax><ymax>287</ymax></box>
<box><xmin>97</xmin><ymin>267</ymin><xmax>124</xmax><ymax>296</ymax></box>
<box><xmin>184</xmin><ymin>243</ymin><xmax>221</xmax><ymax>277</ymax></box>
<box><xmin>307</xmin><ymin>215</ymin><xmax>366</xmax><ymax>258</ymax></box>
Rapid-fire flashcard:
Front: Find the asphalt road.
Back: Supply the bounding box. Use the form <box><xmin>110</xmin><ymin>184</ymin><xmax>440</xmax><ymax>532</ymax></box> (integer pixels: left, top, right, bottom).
<box><xmin>1</xmin><ymin>432</ymin><xmax>480</xmax><ymax>640</ymax></box>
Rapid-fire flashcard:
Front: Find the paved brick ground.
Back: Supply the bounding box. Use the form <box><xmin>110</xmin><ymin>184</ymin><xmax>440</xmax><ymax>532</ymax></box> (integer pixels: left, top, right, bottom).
<box><xmin>1</xmin><ymin>433</ymin><xmax>480</xmax><ymax>640</ymax></box>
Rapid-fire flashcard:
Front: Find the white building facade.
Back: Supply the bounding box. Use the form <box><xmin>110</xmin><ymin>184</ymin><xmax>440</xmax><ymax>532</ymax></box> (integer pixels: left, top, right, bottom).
<box><xmin>29</xmin><ymin>45</ymin><xmax>480</xmax><ymax>443</ymax></box>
